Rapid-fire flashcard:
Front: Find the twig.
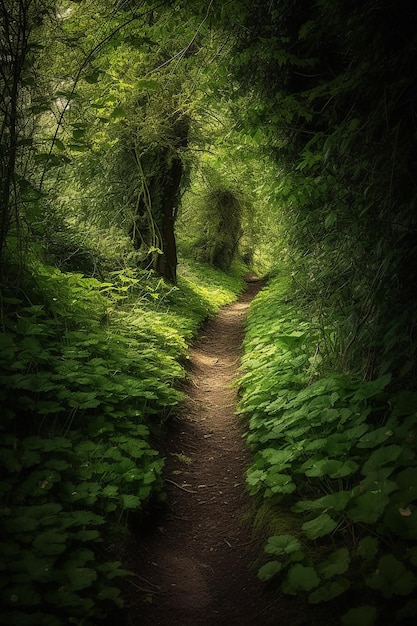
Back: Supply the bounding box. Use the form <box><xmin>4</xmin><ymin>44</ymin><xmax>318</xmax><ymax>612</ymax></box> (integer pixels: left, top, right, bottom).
<box><xmin>166</xmin><ymin>479</ymin><xmax>197</xmax><ymax>494</ymax></box>
<box><xmin>248</xmin><ymin>601</ymin><xmax>281</xmax><ymax>622</ymax></box>
<box><xmin>129</xmin><ymin>573</ymin><xmax>162</xmax><ymax>591</ymax></box>
<box><xmin>126</xmin><ymin>579</ymin><xmax>166</xmax><ymax>596</ymax></box>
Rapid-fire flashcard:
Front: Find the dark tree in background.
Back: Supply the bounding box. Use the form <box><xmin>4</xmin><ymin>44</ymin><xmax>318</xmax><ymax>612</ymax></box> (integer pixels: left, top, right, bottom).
<box><xmin>0</xmin><ymin>0</ymin><xmax>53</xmax><ymax>269</ymax></box>
<box><xmin>130</xmin><ymin>110</ymin><xmax>190</xmax><ymax>283</ymax></box>
<box><xmin>194</xmin><ymin>187</ymin><xmax>243</xmax><ymax>272</ymax></box>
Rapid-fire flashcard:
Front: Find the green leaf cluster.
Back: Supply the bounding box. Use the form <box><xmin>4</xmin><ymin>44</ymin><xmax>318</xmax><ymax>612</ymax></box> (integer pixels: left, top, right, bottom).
<box><xmin>239</xmin><ymin>272</ymin><xmax>417</xmax><ymax>623</ymax></box>
<box><xmin>0</xmin><ymin>256</ymin><xmax>243</xmax><ymax>625</ymax></box>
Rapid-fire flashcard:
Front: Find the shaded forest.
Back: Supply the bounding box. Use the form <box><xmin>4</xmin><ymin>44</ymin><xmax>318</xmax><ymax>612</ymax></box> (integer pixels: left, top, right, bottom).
<box><xmin>1</xmin><ymin>1</ymin><xmax>417</xmax><ymax>624</ymax></box>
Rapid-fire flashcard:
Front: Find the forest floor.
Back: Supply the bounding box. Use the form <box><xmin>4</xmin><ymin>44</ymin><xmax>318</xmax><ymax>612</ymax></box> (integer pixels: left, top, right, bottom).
<box><xmin>121</xmin><ymin>277</ymin><xmax>309</xmax><ymax>626</ymax></box>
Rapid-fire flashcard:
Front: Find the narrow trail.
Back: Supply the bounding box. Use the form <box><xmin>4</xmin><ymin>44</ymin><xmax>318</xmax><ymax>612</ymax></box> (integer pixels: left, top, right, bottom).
<box><xmin>123</xmin><ymin>278</ymin><xmax>301</xmax><ymax>625</ymax></box>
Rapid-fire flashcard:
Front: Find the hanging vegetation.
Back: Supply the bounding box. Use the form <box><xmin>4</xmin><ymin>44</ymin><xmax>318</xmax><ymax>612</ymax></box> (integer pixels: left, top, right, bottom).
<box><xmin>192</xmin><ymin>186</ymin><xmax>243</xmax><ymax>271</ymax></box>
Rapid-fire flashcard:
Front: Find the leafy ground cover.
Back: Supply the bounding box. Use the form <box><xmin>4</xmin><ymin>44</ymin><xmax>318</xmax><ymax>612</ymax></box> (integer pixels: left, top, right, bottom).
<box><xmin>0</xmin><ymin>259</ymin><xmax>244</xmax><ymax>626</ymax></box>
<box><xmin>238</xmin><ymin>270</ymin><xmax>417</xmax><ymax>626</ymax></box>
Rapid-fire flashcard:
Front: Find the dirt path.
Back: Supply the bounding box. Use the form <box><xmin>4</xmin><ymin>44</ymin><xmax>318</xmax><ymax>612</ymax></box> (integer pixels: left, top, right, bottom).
<box><xmin>123</xmin><ymin>278</ymin><xmax>299</xmax><ymax>625</ymax></box>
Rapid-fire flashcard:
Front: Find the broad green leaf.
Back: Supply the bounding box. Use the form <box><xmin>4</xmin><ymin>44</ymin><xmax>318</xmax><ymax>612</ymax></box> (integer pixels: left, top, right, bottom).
<box><xmin>305</xmin><ymin>458</ymin><xmax>358</xmax><ymax>479</ymax></box>
<box><xmin>3</xmin><ymin>515</ymin><xmax>39</xmax><ymax>533</ymax></box>
<box><xmin>275</xmin><ymin>333</ymin><xmax>306</xmax><ymax>349</ymax></box>
<box><xmin>261</xmin><ymin>447</ymin><xmax>293</xmax><ymax>468</ymax></box>
<box><xmin>33</xmin><ymin>531</ymin><xmax>67</xmax><ymax>556</ymax></box>
<box><xmin>361</xmin><ymin>467</ymin><xmax>396</xmax><ymax>484</ymax></box>
<box><xmin>37</xmin><ymin>401</ymin><xmax>66</xmax><ymax>415</ymax></box>
<box><xmin>69</xmin><ymin>482</ymin><xmax>100</xmax><ymax>504</ymax></box>
<box><xmin>97</xmin><ymin>585</ymin><xmax>124</xmax><ymax>605</ymax></box>
<box><xmin>361</xmin><ymin>445</ymin><xmax>403</xmax><ymax>474</ymax></box>
<box><xmin>246</xmin><ymin>468</ymin><xmax>266</xmax><ymax>487</ymax></box>
<box><xmin>344</xmin><ymin>424</ymin><xmax>369</xmax><ymax>440</ymax></box>
<box><xmin>341</xmin><ymin>606</ymin><xmax>377</xmax><ymax>626</ymax></box>
<box><xmin>282</xmin><ymin>564</ymin><xmax>320</xmax><ymax>595</ymax></box>
<box><xmin>76</xmin><ymin>440</ymin><xmax>99</xmax><ymax>455</ymax></box>
<box><xmin>66</xmin><ymin>566</ymin><xmax>97</xmax><ymax>591</ymax></box>
<box><xmin>357</xmin><ymin>537</ymin><xmax>378</xmax><ymax>561</ymax></box>
<box><xmin>54</xmin><ymin>138</ymin><xmax>65</xmax><ymax>151</ymax></box>
<box><xmin>366</xmin><ymin>554</ymin><xmax>417</xmax><ymax>598</ymax></box>
<box><xmin>357</xmin><ymin>427</ymin><xmax>394</xmax><ymax>449</ymax></box>
<box><xmin>102</xmin><ymin>485</ymin><xmax>119</xmax><ymax>498</ymax></box>
<box><xmin>304</xmin><ymin>458</ymin><xmax>338</xmax><ymax>477</ymax></box>
<box><xmin>119</xmin><ymin>494</ymin><xmax>141</xmax><ymax>509</ymax></box>
<box><xmin>392</xmin><ymin>467</ymin><xmax>417</xmax><ymax>505</ymax></box>
<box><xmin>264</xmin><ymin>472</ymin><xmax>296</xmax><ymax>495</ymax></box>
<box><xmin>294</xmin><ymin>376</ymin><xmax>352</xmax><ymax>402</ymax></box>
<box><xmin>308</xmin><ymin>578</ymin><xmax>350</xmax><ymax>603</ymax></box>
<box><xmin>323</xmin><ymin>435</ymin><xmax>352</xmax><ymax>456</ymax></box>
<box><xmin>352</xmin><ymin>374</ymin><xmax>391</xmax><ymax>401</ymax></box>
<box><xmin>258</xmin><ymin>560</ymin><xmax>285</xmax><ymax>581</ymax></box>
<box><xmin>20</xmin><ymin>551</ymin><xmax>54</xmax><ymax>582</ymax></box>
<box><xmin>74</xmin><ymin>529</ymin><xmax>100</xmax><ymax>541</ymax></box>
<box><xmin>384</xmin><ymin>504</ymin><xmax>417</xmax><ymax>540</ymax></box>
<box><xmin>25</xmin><ymin>503</ymin><xmax>63</xmax><ymax>519</ymax></box>
<box><xmin>292</xmin><ymin>491</ymin><xmax>351</xmax><ymax>514</ymax></box>
<box><xmin>65</xmin><ymin>548</ymin><xmax>95</xmax><ymax>568</ymax></box>
<box><xmin>44</xmin><ymin>459</ymin><xmax>71</xmax><ymax>471</ymax></box>
<box><xmin>318</xmin><ymin>548</ymin><xmax>350</xmax><ymax>579</ymax></box>
<box><xmin>17</xmin><ymin>137</ymin><xmax>34</xmax><ymax>147</ymax></box>
<box><xmin>20</xmin><ymin>442</ymin><xmax>41</xmax><ymax>467</ymax></box>
<box><xmin>68</xmin><ymin>391</ymin><xmax>100</xmax><ymax>409</ymax></box>
<box><xmin>97</xmin><ymin>560</ymin><xmax>131</xmax><ymax>579</ymax></box>
<box><xmin>120</xmin><ymin>439</ymin><xmax>149</xmax><ymax>459</ymax></box>
<box><xmin>302</xmin><ymin>513</ymin><xmax>337</xmax><ymax>539</ymax></box>
<box><xmin>361</xmin><ymin>475</ymin><xmax>398</xmax><ymax>496</ymax></box>
<box><xmin>265</xmin><ymin>535</ymin><xmax>302</xmax><ymax>556</ymax></box>
<box><xmin>349</xmin><ymin>491</ymin><xmax>390</xmax><ymax>524</ymax></box>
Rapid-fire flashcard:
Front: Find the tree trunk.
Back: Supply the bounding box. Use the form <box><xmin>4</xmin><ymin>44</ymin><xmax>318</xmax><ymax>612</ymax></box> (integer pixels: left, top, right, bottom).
<box><xmin>154</xmin><ymin>155</ymin><xmax>183</xmax><ymax>283</ymax></box>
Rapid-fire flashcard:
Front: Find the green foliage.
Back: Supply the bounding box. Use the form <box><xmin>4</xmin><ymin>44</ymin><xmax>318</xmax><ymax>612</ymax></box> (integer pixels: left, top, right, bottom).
<box><xmin>3</xmin><ymin>1</ymin><xmax>417</xmax><ymax>624</ymax></box>
<box><xmin>226</xmin><ymin>0</ymin><xmax>417</xmax><ymax>380</ymax></box>
<box><xmin>218</xmin><ymin>3</ymin><xmax>417</xmax><ymax>619</ymax></box>
<box><xmin>183</xmin><ymin>184</ymin><xmax>243</xmax><ymax>271</ymax></box>
<box><xmin>239</xmin><ymin>271</ymin><xmax>417</xmax><ymax>623</ymax></box>
<box><xmin>0</xmin><ymin>256</ymin><xmax>243</xmax><ymax>625</ymax></box>
<box><xmin>177</xmin><ymin>109</ymin><xmax>285</xmax><ymax>275</ymax></box>
<box><xmin>341</xmin><ymin>606</ymin><xmax>377</xmax><ymax>626</ymax></box>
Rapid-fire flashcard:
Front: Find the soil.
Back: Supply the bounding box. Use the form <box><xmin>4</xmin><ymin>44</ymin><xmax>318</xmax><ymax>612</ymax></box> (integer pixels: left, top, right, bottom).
<box><xmin>122</xmin><ymin>277</ymin><xmax>307</xmax><ymax>626</ymax></box>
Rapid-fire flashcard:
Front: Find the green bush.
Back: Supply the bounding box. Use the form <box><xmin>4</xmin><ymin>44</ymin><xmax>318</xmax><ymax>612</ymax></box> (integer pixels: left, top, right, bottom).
<box><xmin>0</xmin><ymin>258</ymin><xmax>243</xmax><ymax>625</ymax></box>
<box><xmin>238</xmin><ymin>271</ymin><xmax>417</xmax><ymax>624</ymax></box>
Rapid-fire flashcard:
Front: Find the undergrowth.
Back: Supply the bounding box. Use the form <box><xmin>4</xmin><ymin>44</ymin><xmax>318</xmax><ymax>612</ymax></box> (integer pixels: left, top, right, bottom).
<box><xmin>238</xmin><ymin>270</ymin><xmax>417</xmax><ymax>626</ymax></box>
<box><xmin>0</xmin><ymin>258</ymin><xmax>244</xmax><ymax>625</ymax></box>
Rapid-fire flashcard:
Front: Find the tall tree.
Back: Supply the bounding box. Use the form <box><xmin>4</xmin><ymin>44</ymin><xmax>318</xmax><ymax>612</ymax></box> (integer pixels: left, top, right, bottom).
<box><xmin>0</xmin><ymin>0</ymin><xmax>54</xmax><ymax>269</ymax></box>
<box><xmin>129</xmin><ymin>107</ymin><xmax>190</xmax><ymax>282</ymax></box>
<box><xmin>47</xmin><ymin>0</ymin><xmax>213</xmax><ymax>282</ymax></box>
